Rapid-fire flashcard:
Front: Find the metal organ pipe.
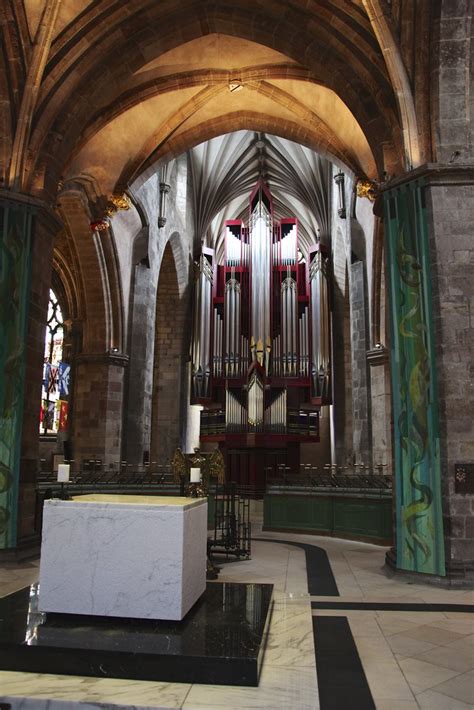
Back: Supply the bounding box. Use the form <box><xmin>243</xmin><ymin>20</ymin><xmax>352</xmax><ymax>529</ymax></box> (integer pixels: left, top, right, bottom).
<box><xmin>226</xmin><ymin>230</ymin><xmax>241</xmax><ymax>267</ymax></box>
<box><xmin>251</xmin><ymin>211</ymin><xmax>271</xmax><ymax>366</ymax></box>
<box><xmin>281</xmin><ymin>226</ymin><xmax>296</xmax><ymax>266</ymax></box>
<box><xmin>265</xmin><ymin>390</ymin><xmax>286</xmax><ymax>433</ymax></box>
<box><xmin>235</xmin><ymin>285</ymin><xmax>240</xmax><ymax>376</ymax></box>
<box><xmin>306</xmin><ymin>310</ymin><xmax>309</xmax><ymax>376</ymax></box>
<box><xmin>281</xmin><ymin>277</ymin><xmax>297</xmax><ymax>376</ymax></box>
<box><xmin>291</xmin><ymin>281</ymin><xmax>296</xmax><ymax>375</ymax></box>
<box><xmin>213</xmin><ymin>309</ymin><xmax>217</xmax><ymax>377</ymax></box>
<box><xmin>281</xmin><ymin>284</ymin><xmax>287</xmax><ymax>375</ymax></box>
<box><xmin>192</xmin><ymin>255</ymin><xmax>212</xmax><ymax>398</ymax></box>
<box><xmin>225</xmin><ymin>278</ymin><xmax>240</xmax><ymax>377</ymax></box>
<box><xmin>226</xmin><ymin>391</ymin><xmax>244</xmax><ymax>432</ymax></box>
<box><xmin>229</xmin><ymin>282</ymin><xmax>235</xmax><ymax>376</ymax></box>
<box><xmin>299</xmin><ymin>317</ymin><xmax>303</xmax><ymax>376</ymax></box>
<box><xmin>219</xmin><ymin>315</ymin><xmax>223</xmax><ymax>376</ymax></box>
<box><xmin>299</xmin><ymin>307</ymin><xmax>308</xmax><ymax>377</ymax></box>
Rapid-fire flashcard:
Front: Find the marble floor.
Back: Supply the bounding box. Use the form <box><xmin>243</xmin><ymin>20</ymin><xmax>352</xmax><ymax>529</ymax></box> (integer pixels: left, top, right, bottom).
<box><xmin>0</xmin><ymin>518</ymin><xmax>472</xmax><ymax>710</ymax></box>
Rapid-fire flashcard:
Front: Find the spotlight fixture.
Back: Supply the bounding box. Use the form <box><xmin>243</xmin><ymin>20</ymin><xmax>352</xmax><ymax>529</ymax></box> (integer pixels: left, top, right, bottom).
<box><xmin>228</xmin><ymin>81</ymin><xmax>243</xmax><ymax>93</ymax></box>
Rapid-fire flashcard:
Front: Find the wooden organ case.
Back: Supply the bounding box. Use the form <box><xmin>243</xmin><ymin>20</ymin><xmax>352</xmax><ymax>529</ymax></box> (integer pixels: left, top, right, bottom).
<box><xmin>191</xmin><ymin>181</ymin><xmax>332</xmax><ymax>492</ymax></box>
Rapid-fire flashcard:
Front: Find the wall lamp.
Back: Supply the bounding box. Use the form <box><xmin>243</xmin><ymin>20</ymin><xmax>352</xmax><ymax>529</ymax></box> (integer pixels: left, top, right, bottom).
<box><xmin>334</xmin><ymin>171</ymin><xmax>346</xmax><ymax>219</ymax></box>
<box><xmin>158</xmin><ymin>182</ymin><xmax>170</xmax><ymax>228</ymax></box>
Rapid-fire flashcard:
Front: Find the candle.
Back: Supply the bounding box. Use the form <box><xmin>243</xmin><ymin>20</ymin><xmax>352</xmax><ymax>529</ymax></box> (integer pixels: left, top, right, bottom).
<box><xmin>57</xmin><ymin>464</ymin><xmax>70</xmax><ymax>483</ymax></box>
<box><xmin>190</xmin><ymin>467</ymin><xmax>201</xmax><ymax>483</ymax></box>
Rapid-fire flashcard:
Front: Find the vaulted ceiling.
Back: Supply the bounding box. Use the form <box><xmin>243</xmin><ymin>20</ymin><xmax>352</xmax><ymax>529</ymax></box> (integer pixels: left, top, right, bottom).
<box><xmin>2</xmin><ymin>0</ymin><xmax>426</xmax><ymax>204</ymax></box>
<box><xmin>188</xmin><ymin>131</ymin><xmax>334</xmax><ymax>258</ymax></box>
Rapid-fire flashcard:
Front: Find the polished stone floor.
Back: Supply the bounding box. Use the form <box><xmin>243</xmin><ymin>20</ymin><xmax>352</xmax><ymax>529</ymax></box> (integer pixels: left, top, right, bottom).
<box><xmin>0</xmin><ymin>515</ymin><xmax>472</xmax><ymax>709</ymax></box>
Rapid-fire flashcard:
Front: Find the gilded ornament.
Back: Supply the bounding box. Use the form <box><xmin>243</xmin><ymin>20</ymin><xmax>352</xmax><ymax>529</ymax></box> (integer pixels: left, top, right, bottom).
<box><xmin>105</xmin><ymin>193</ymin><xmax>132</xmax><ymax>216</ymax></box>
<box><xmin>171</xmin><ymin>447</ymin><xmax>225</xmax><ymax>497</ymax></box>
<box><xmin>207</xmin><ymin>448</ymin><xmax>225</xmax><ymax>485</ymax></box>
<box><xmin>171</xmin><ymin>447</ymin><xmax>188</xmax><ymax>484</ymax></box>
<box><xmin>356</xmin><ymin>179</ymin><xmax>378</xmax><ymax>202</ymax></box>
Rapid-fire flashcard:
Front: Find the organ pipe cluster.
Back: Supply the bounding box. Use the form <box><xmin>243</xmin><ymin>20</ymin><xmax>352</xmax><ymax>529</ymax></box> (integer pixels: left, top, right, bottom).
<box><xmin>191</xmin><ymin>181</ymin><xmax>331</xmax><ymax>444</ymax></box>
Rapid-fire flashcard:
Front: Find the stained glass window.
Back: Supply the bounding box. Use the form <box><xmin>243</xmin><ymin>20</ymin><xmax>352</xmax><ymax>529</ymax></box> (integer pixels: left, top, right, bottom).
<box><xmin>40</xmin><ymin>290</ymin><xmax>68</xmax><ymax>435</ymax></box>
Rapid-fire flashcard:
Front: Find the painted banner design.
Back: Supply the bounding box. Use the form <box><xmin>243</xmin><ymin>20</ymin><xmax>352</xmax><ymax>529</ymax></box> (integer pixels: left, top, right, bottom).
<box><xmin>384</xmin><ymin>180</ymin><xmax>445</xmax><ymax>576</ymax></box>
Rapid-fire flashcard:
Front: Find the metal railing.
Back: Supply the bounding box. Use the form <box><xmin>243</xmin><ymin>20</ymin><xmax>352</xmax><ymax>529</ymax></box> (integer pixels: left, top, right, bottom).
<box><xmin>208</xmin><ymin>483</ymin><xmax>251</xmax><ymax>560</ymax></box>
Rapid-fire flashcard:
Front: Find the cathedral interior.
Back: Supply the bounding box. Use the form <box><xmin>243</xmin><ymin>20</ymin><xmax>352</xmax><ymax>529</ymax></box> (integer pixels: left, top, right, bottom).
<box><xmin>0</xmin><ymin>1</ymin><xmax>473</xmax><ymax>708</ymax></box>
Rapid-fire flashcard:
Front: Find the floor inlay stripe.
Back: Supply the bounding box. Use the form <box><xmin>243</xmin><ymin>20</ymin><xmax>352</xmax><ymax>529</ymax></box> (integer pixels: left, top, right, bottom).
<box><xmin>254</xmin><ymin>538</ymin><xmax>339</xmax><ymax>596</ymax></box>
<box><xmin>311</xmin><ymin>601</ymin><xmax>474</xmax><ymax>612</ymax></box>
<box><xmin>313</xmin><ymin>616</ymin><xmax>375</xmax><ymax>710</ymax></box>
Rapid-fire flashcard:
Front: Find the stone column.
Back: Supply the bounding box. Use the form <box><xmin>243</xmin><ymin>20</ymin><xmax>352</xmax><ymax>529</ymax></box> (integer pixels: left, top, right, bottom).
<box><xmin>349</xmin><ymin>260</ymin><xmax>372</xmax><ymax>466</ymax></box>
<box><xmin>0</xmin><ymin>193</ymin><xmax>61</xmax><ymax>558</ymax></box>
<box><xmin>367</xmin><ymin>347</ymin><xmax>392</xmax><ymax>471</ymax></box>
<box><xmin>382</xmin><ymin>166</ymin><xmax>474</xmax><ymax>582</ymax></box>
<box><xmin>72</xmin><ymin>353</ymin><xmax>128</xmax><ymax>468</ymax></box>
<box><xmin>423</xmin><ymin>166</ymin><xmax>474</xmax><ymax>582</ymax></box>
<box><xmin>150</xmin><ymin>243</ymin><xmax>191</xmax><ymax>467</ymax></box>
<box><xmin>331</xmin><ymin>229</ymin><xmax>352</xmax><ymax>465</ymax></box>
<box><xmin>123</xmin><ymin>262</ymin><xmax>156</xmax><ymax>464</ymax></box>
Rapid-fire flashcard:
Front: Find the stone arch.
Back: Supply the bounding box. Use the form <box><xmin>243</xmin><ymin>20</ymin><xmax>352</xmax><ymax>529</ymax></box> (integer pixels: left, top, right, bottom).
<box><xmin>57</xmin><ymin>187</ymin><xmax>124</xmax><ymax>354</ymax></box>
<box><xmin>26</xmin><ymin>2</ymin><xmax>406</xmax><ymax>198</ymax></box>
<box><xmin>362</xmin><ymin>0</ymin><xmax>422</xmax><ymax>168</ymax></box>
<box><xmin>150</xmin><ymin>235</ymin><xmax>192</xmax><ymax>465</ymax></box>
<box><xmin>131</xmin><ymin>113</ymin><xmax>366</xmax><ymax>194</ymax></box>
<box><xmin>51</xmin><ymin>247</ymin><xmax>79</xmax><ymax>326</ymax></box>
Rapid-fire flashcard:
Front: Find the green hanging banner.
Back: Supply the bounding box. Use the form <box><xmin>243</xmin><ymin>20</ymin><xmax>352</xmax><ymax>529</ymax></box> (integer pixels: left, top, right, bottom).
<box><xmin>0</xmin><ymin>201</ymin><xmax>34</xmax><ymax>549</ymax></box>
<box><xmin>384</xmin><ymin>180</ymin><xmax>445</xmax><ymax>576</ymax></box>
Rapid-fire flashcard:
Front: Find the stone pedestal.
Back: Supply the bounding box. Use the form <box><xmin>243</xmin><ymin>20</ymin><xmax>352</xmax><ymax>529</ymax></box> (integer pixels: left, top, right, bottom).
<box><xmin>39</xmin><ymin>495</ymin><xmax>207</xmax><ymax>620</ymax></box>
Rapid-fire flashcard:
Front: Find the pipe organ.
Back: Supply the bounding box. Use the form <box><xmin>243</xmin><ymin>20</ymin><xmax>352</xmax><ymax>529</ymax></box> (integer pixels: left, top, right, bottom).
<box><xmin>192</xmin><ymin>181</ymin><xmax>332</xmax><ymax>468</ymax></box>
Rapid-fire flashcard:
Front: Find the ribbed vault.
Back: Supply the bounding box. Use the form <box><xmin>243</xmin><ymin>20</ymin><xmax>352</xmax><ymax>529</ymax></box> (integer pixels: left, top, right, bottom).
<box><xmin>2</xmin><ymin>0</ymin><xmax>423</xmax><ymax>201</ymax></box>
<box><xmin>188</xmin><ymin>131</ymin><xmax>334</xmax><ymax>260</ymax></box>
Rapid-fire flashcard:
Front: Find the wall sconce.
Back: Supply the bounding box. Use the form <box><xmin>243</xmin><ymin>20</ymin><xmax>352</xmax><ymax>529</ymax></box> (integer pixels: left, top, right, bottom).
<box><xmin>158</xmin><ymin>182</ymin><xmax>170</xmax><ymax>228</ymax></box>
<box><xmin>334</xmin><ymin>171</ymin><xmax>346</xmax><ymax>218</ymax></box>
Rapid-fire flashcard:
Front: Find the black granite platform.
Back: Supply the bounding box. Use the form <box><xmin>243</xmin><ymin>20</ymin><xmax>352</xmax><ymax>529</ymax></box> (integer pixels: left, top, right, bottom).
<box><xmin>0</xmin><ymin>582</ymin><xmax>273</xmax><ymax>686</ymax></box>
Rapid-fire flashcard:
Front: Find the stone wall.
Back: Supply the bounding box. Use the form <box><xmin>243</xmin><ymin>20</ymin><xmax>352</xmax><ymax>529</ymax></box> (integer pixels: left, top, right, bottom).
<box><xmin>425</xmin><ymin>173</ymin><xmax>474</xmax><ymax>576</ymax></box>
<box><xmin>432</xmin><ymin>1</ymin><xmax>473</xmax><ymax>164</ymax></box>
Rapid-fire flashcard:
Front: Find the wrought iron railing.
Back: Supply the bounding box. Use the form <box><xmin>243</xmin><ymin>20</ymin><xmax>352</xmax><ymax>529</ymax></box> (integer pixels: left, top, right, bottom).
<box><xmin>208</xmin><ymin>483</ymin><xmax>251</xmax><ymax>559</ymax></box>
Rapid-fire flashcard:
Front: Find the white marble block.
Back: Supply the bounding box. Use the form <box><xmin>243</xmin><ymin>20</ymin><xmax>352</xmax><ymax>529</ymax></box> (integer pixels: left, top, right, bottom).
<box><xmin>38</xmin><ymin>494</ymin><xmax>208</xmax><ymax>620</ymax></box>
